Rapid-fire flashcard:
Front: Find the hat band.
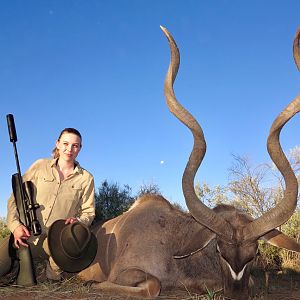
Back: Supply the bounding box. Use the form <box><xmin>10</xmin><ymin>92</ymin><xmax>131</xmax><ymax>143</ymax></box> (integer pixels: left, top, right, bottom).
<box><xmin>60</xmin><ymin>228</ymin><xmax>91</xmax><ymax>259</ymax></box>
<box><xmin>61</xmin><ymin>238</ymin><xmax>91</xmax><ymax>259</ymax></box>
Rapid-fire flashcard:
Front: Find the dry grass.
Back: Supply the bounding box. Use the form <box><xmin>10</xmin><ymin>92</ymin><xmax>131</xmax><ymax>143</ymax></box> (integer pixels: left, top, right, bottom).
<box><xmin>281</xmin><ymin>258</ymin><xmax>300</xmax><ymax>273</ymax></box>
<box><xmin>0</xmin><ymin>265</ymin><xmax>300</xmax><ymax>300</ymax></box>
<box><xmin>0</xmin><ymin>278</ymin><xmax>216</xmax><ymax>300</ymax></box>
<box><xmin>0</xmin><ymin>277</ymin><xmax>89</xmax><ymax>299</ymax></box>
<box><xmin>0</xmin><ymin>280</ymin><xmax>214</xmax><ymax>300</ymax></box>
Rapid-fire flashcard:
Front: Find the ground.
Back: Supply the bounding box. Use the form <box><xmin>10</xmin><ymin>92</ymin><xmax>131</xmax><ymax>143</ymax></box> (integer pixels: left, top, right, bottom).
<box><xmin>0</xmin><ymin>267</ymin><xmax>299</xmax><ymax>299</ymax></box>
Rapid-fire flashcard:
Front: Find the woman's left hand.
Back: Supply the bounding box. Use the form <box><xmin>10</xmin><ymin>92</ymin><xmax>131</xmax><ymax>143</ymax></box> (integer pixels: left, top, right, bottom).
<box><xmin>65</xmin><ymin>217</ymin><xmax>78</xmax><ymax>224</ymax></box>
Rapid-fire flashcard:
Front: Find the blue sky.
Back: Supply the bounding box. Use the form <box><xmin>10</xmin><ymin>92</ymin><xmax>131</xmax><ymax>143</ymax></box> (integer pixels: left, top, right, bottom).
<box><xmin>1</xmin><ymin>1</ymin><xmax>300</xmax><ymax>217</ymax></box>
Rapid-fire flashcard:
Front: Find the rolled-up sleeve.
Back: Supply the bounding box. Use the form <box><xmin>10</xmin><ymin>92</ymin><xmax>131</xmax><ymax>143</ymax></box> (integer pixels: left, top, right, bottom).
<box><xmin>77</xmin><ymin>176</ymin><xmax>95</xmax><ymax>226</ymax></box>
<box><xmin>7</xmin><ymin>193</ymin><xmax>21</xmax><ymax>234</ymax></box>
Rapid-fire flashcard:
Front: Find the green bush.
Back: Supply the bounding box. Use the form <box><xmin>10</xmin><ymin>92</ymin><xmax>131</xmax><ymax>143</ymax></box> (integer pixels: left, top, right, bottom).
<box><xmin>280</xmin><ymin>211</ymin><xmax>300</xmax><ymax>272</ymax></box>
<box><xmin>256</xmin><ymin>210</ymin><xmax>300</xmax><ymax>273</ymax></box>
<box><xmin>94</xmin><ymin>180</ymin><xmax>135</xmax><ymax>222</ymax></box>
<box><xmin>257</xmin><ymin>241</ymin><xmax>282</xmax><ymax>270</ymax></box>
<box><xmin>0</xmin><ymin>217</ymin><xmax>10</xmax><ymax>240</ymax></box>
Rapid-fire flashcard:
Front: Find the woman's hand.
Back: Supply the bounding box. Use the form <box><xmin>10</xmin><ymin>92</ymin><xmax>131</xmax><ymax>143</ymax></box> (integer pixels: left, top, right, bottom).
<box><xmin>65</xmin><ymin>217</ymin><xmax>78</xmax><ymax>224</ymax></box>
<box><xmin>13</xmin><ymin>224</ymin><xmax>30</xmax><ymax>248</ymax></box>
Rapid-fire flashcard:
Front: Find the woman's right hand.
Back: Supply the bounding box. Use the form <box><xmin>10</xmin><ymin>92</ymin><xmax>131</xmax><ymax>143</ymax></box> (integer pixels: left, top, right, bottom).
<box><xmin>13</xmin><ymin>225</ymin><xmax>31</xmax><ymax>248</ymax></box>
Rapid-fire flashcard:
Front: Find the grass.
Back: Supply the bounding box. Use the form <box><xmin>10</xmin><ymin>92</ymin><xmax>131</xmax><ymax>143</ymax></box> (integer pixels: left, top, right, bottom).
<box><xmin>0</xmin><ymin>264</ymin><xmax>299</xmax><ymax>299</ymax></box>
<box><xmin>0</xmin><ymin>277</ymin><xmax>91</xmax><ymax>299</ymax></box>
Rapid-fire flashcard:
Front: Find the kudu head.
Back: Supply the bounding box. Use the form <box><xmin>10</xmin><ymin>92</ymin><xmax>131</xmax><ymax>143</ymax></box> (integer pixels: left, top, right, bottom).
<box><xmin>161</xmin><ymin>26</ymin><xmax>300</xmax><ymax>299</ymax></box>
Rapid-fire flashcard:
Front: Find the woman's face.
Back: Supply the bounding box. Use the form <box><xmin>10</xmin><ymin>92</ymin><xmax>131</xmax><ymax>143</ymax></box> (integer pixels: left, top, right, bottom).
<box><xmin>56</xmin><ymin>132</ymin><xmax>82</xmax><ymax>163</ymax></box>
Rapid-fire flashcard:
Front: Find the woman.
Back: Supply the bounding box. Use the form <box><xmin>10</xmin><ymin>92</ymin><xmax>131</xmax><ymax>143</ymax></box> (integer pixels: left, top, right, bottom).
<box><xmin>0</xmin><ymin>128</ymin><xmax>95</xmax><ymax>280</ymax></box>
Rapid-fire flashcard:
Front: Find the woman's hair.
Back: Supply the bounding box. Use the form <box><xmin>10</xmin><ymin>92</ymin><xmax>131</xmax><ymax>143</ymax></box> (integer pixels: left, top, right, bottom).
<box><xmin>52</xmin><ymin>128</ymin><xmax>82</xmax><ymax>159</ymax></box>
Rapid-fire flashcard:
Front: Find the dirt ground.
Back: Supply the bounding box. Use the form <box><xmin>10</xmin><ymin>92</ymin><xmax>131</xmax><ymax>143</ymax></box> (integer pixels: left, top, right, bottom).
<box><xmin>0</xmin><ymin>271</ymin><xmax>299</xmax><ymax>299</ymax></box>
<box><xmin>255</xmin><ymin>272</ymin><xmax>300</xmax><ymax>300</ymax></box>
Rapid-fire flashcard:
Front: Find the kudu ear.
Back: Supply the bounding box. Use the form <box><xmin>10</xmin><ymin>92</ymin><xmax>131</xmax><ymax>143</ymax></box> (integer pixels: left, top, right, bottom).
<box><xmin>261</xmin><ymin>229</ymin><xmax>300</xmax><ymax>252</ymax></box>
<box><xmin>173</xmin><ymin>227</ymin><xmax>216</xmax><ymax>259</ymax></box>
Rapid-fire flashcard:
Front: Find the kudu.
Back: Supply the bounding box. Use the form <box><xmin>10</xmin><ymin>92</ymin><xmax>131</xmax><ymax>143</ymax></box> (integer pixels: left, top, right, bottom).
<box><xmin>78</xmin><ymin>27</ymin><xmax>300</xmax><ymax>299</ymax></box>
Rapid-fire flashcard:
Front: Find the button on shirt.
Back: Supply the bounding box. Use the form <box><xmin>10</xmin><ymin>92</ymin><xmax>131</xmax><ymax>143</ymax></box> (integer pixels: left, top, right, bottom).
<box><xmin>7</xmin><ymin>158</ymin><xmax>95</xmax><ymax>239</ymax></box>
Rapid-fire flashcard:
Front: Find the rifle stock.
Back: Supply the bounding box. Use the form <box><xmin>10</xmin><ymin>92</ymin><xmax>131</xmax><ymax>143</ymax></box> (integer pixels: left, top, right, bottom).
<box><xmin>15</xmin><ymin>245</ymin><xmax>37</xmax><ymax>286</ymax></box>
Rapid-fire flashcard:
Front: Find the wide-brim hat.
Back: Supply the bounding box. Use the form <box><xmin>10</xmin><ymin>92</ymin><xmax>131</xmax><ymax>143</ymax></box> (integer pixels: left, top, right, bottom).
<box><xmin>48</xmin><ymin>219</ymin><xmax>98</xmax><ymax>273</ymax></box>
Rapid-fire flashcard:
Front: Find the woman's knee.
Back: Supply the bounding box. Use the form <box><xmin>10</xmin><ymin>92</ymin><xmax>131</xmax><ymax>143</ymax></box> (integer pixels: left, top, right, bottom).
<box><xmin>0</xmin><ymin>235</ymin><xmax>14</xmax><ymax>276</ymax></box>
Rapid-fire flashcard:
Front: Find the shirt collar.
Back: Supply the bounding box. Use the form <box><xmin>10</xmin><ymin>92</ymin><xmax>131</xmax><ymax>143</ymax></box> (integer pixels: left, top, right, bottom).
<box><xmin>50</xmin><ymin>158</ymin><xmax>58</xmax><ymax>167</ymax></box>
<box><xmin>50</xmin><ymin>158</ymin><xmax>83</xmax><ymax>175</ymax></box>
<box><xmin>74</xmin><ymin>161</ymin><xmax>83</xmax><ymax>174</ymax></box>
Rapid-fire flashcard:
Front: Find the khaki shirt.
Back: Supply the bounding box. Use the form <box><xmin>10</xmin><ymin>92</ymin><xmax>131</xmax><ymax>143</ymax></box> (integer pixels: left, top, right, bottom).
<box><xmin>7</xmin><ymin>158</ymin><xmax>95</xmax><ymax>239</ymax></box>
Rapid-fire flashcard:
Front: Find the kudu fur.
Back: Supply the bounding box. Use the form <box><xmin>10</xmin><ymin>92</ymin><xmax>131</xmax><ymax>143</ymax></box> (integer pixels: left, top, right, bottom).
<box><xmin>78</xmin><ymin>27</ymin><xmax>300</xmax><ymax>299</ymax></box>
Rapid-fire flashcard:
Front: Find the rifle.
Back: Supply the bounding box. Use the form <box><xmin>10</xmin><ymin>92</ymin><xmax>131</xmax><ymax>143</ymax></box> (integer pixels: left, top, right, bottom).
<box><xmin>6</xmin><ymin>114</ymin><xmax>42</xmax><ymax>286</ymax></box>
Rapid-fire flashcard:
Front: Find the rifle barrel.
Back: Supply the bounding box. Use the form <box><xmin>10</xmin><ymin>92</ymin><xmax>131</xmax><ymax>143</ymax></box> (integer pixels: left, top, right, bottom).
<box><xmin>7</xmin><ymin>114</ymin><xmax>17</xmax><ymax>142</ymax></box>
<box><xmin>6</xmin><ymin>114</ymin><xmax>22</xmax><ymax>175</ymax></box>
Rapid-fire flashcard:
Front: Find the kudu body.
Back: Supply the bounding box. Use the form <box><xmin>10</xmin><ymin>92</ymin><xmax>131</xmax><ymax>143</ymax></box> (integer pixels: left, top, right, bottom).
<box><xmin>78</xmin><ymin>27</ymin><xmax>300</xmax><ymax>299</ymax></box>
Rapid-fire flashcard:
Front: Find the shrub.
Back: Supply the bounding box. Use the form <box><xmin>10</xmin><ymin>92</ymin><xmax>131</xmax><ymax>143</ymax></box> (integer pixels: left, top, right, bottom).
<box><xmin>257</xmin><ymin>241</ymin><xmax>282</xmax><ymax>271</ymax></box>
<box><xmin>0</xmin><ymin>217</ymin><xmax>10</xmax><ymax>240</ymax></box>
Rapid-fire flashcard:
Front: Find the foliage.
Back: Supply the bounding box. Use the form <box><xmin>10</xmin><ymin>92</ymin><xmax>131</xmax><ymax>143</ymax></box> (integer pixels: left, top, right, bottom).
<box><xmin>268</xmin><ymin>146</ymin><xmax>300</xmax><ymax>210</ymax></box>
<box><xmin>94</xmin><ymin>181</ymin><xmax>166</xmax><ymax>222</ymax></box>
<box><xmin>227</xmin><ymin>154</ymin><xmax>277</xmax><ymax>218</ymax></box>
<box><xmin>195</xmin><ymin>146</ymin><xmax>300</xmax><ymax>271</ymax></box>
<box><xmin>227</xmin><ymin>150</ymin><xmax>300</xmax><ymax>271</ymax></box>
<box><xmin>0</xmin><ymin>217</ymin><xmax>10</xmax><ymax>240</ymax></box>
<box><xmin>94</xmin><ymin>180</ymin><xmax>135</xmax><ymax>222</ymax></box>
<box><xmin>195</xmin><ymin>182</ymin><xmax>230</xmax><ymax>208</ymax></box>
<box><xmin>137</xmin><ymin>182</ymin><xmax>186</xmax><ymax>212</ymax></box>
<box><xmin>257</xmin><ymin>241</ymin><xmax>282</xmax><ymax>270</ymax></box>
<box><xmin>280</xmin><ymin>210</ymin><xmax>300</xmax><ymax>272</ymax></box>
<box><xmin>289</xmin><ymin>146</ymin><xmax>300</xmax><ymax>175</ymax></box>
<box><xmin>136</xmin><ymin>182</ymin><xmax>161</xmax><ymax>198</ymax></box>
<box><xmin>258</xmin><ymin>211</ymin><xmax>300</xmax><ymax>272</ymax></box>
<box><xmin>204</xmin><ymin>285</ymin><xmax>217</xmax><ymax>300</ymax></box>
<box><xmin>281</xmin><ymin>210</ymin><xmax>300</xmax><ymax>240</ymax></box>
<box><xmin>172</xmin><ymin>202</ymin><xmax>186</xmax><ymax>212</ymax></box>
